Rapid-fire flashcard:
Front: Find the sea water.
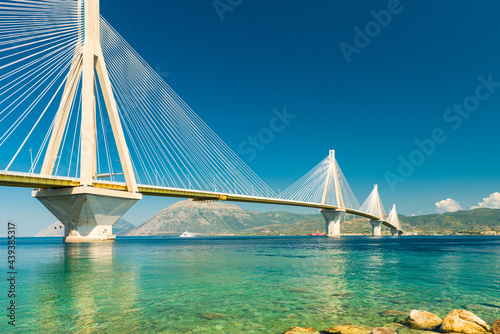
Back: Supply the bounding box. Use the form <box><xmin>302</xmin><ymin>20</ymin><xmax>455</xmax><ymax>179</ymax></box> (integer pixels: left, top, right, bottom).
<box><xmin>1</xmin><ymin>236</ymin><xmax>499</xmax><ymax>333</ymax></box>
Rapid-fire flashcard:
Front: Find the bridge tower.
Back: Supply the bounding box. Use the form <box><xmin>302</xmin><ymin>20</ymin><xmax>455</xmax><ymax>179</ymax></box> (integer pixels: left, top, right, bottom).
<box><xmin>364</xmin><ymin>184</ymin><xmax>385</xmax><ymax>236</ymax></box>
<box><xmin>387</xmin><ymin>204</ymin><xmax>402</xmax><ymax>236</ymax></box>
<box><xmin>32</xmin><ymin>0</ymin><xmax>142</xmax><ymax>242</ymax></box>
<box><xmin>320</xmin><ymin>150</ymin><xmax>346</xmax><ymax>237</ymax></box>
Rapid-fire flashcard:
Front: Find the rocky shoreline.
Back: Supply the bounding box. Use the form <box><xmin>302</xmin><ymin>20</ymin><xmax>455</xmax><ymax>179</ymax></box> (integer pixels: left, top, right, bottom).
<box><xmin>282</xmin><ymin>309</ymin><xmax>500</xmax><ymax>334</ymax></box>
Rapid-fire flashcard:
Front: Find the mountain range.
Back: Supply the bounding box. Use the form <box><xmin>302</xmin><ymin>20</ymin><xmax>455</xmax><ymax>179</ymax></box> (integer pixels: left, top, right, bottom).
<box><xmin>35</xmin><ymin>219</ymin><xmax>136</xmax><ymax>237</ymax></box>
<box><xmin>123</xmin><ymin>199</ymin><xmax>500</xmax><ymax>236</ymax></box>
<box><xmin>123</xmin><ymin>199</ymin><xmax>315</xmax><ymax>236</ymax></box>
<box><xmin>36</xmin><ymin>199</ymin><xmax>500</xmax><ymax>237</ymax></box>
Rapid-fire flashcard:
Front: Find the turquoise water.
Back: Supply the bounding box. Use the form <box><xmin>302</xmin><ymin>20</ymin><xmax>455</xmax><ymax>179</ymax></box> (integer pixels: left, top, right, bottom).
<box><xmin>1</xmin><ymin>236</ymin><xmax>499</xmax><ymax>333</ymax></box>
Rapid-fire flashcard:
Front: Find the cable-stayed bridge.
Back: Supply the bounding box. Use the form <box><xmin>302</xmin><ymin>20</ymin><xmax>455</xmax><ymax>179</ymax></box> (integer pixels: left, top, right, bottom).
<box><xmin>0</xmin><ymin>0</ymin><xmax>403</xmax><ymax>241</ymax></box>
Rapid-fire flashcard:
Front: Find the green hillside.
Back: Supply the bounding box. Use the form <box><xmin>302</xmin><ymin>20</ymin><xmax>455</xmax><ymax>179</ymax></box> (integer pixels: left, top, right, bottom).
<box><xmin>240</xmin><ymin>209</ymin><xmax>500</xmax><ymax>235</ymax></box>
<box><xmin>240</xmin><ymin>215</ymin><xmax>372</xmax><ymax>235</ymax></box>
<box><xmin>400</xmin><ymin>208</ymin><xmax>500</xmax><ymax>234</ymax></box>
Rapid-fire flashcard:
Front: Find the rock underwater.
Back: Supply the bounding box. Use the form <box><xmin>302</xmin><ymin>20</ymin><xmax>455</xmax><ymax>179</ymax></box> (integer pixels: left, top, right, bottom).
<box><xmin>282</xmin><ymin>326</ymin><xmax>320</xmax><ymax>334</ymax></box>
<box><xmin>322</xmin><ymin>324</ymin><xmax>372</xmax><ymax>334</ymax></box>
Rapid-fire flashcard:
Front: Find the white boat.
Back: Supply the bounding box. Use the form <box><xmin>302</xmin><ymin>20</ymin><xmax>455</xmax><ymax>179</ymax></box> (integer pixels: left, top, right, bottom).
<box><xmin>179</xmin><ymin>231</ymin><xmax>197</xmax><ymax>238</ymax></box>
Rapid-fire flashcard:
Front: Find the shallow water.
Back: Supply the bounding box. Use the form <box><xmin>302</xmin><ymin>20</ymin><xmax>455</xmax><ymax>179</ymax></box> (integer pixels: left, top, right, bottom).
<box><xmin>2</xmin><ymin>235</ymin><xmax>499</xmax><ymax>333</ymax></box>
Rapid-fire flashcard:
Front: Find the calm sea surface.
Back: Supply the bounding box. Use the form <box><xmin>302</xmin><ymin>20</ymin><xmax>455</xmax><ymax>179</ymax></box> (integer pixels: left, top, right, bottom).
<box><xmin>1</xmin><ymin>236</ymin><xmax>499</xmax><ymax>333</ymax></box>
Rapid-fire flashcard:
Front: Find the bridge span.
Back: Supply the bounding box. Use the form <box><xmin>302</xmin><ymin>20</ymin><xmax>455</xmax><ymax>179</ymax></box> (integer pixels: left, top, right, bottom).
<box><xmin>0</xmin><ymin>0</ymin><xmax>403</xmax><ymax>241</ymax></box>
<box><xmin>0</xmin><ymin>170</ymin><xmax>403</xmax><ymax>236</ymax></box>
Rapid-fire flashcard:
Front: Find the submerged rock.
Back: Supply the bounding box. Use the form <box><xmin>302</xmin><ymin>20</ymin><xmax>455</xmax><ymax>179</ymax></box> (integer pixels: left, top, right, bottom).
<box><xmin>381</xmin><ymin>310</ymin><xmax>409</xmax><ymax>324</ymax></box>
<box><xmin>200</xmin><ymin>312</ymin><xmax>224</xmax><ymax>320</ymax></box>
<box><xmin>287</xmin><ymin>287</ymin><xmax>312</xmax><ymax>293</ymax></box>
<box><xmin>407</xmin><ymin>310</ymin><xmax>443</xmax><ymax>330</ymax></box>
<box><xmin>441</xmin><ymin>310</ymin><xmax>489</xmax><ymax>334</ymax></box>
<box><xmin>382</xmin><ymin>310</ymin><xmax>408</xmax><ymax>317</ymax></box>
<box><xmin>322</xmin><ymin>324</ymin><xmax>372</xmax><ymax>334</ymax></box>
<box><xmin>383</xmin><ymin>323</ymin><xmax>407</xmax><ymax>330</ymax></box>
<box><xmin>383</xmin><ymin>322</ymin><xmax>433</xmax><ymax>334</ymax></box>
<box><xmin>283</xmin><ymin>326</ymin><xmax>320</xmax><ymax>334</ymax></box>
<box><xmin>372</xmin><ymin>327</ymin><xmax>397</xmax><ymax>334</ymax></box>
<box><xmin>331</xmin><ymin>292</ymin><xmax>354</xmax><ymax>297</ymax></box>
<box><xmin>491</xmin><ymin>320</ymin><xmax>500</xmax><ymax>334</ymax></box>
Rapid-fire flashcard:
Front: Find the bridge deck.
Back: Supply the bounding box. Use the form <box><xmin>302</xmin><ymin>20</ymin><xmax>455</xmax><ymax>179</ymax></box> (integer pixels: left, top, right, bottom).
<box><xmin>0</xmin><ymin>171</ymin><xmax>398</xmax><ymax>230</ymax></box>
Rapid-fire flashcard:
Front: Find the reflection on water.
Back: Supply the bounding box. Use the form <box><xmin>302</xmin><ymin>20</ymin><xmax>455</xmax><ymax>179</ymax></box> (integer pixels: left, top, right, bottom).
<box><xmin>2</xmin><ymin>236</ymin><xmax>500</xmax><ymax>333</ymax></box>
<box><xmin>14</xmin><ymin>242</ymin><xmax>142</xmax><ymax>333</ymax></box>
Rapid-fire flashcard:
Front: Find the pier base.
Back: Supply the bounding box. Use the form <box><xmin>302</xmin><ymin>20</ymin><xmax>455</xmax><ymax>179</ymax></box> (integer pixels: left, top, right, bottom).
<box><xmin>33</xmin><ymin>186</ymin><xmax>141</xmax><ymax>242</ymax></box>
<box><xmin>320</xmin><ymin>209</ymin><xmax>346</xmax><ymax>237</ymax></box>
<box><xmin>390</xmin><ymin>229</ymin><xmax>400</xmax><ymax>236</ymax></box>
<box><xmin>370</xmin><ymin>220</ymin><xmax>383</xmax><ymax>236</ymax></box>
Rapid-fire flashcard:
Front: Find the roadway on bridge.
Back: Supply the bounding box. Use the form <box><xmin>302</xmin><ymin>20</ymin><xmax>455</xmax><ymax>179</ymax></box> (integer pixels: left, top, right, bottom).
<box><xmin>0</xmin><ymin>170</ymin><xmax>397</xmax><ymax>229</ymax></box>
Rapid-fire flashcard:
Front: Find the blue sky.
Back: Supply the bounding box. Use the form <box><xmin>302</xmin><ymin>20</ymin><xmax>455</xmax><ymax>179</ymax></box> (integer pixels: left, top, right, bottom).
<box><xmin>1</xmin><ymin>0</ymin><xmax>500</xmax><ymax>236</ymax></box>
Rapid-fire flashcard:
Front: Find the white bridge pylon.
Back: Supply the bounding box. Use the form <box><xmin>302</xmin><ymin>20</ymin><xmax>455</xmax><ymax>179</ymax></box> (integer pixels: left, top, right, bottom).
<box><xmin>360</xmin><ymin>184</ymin><xmax>386</xmax><ymax>236</ymax></box>
<box><xmin>280</xmin><ymin>149</ymin><xmax>350</xmax><ymax>236</ymax></box>
<box><xmin>280</xmin><ymin>150</ymin><xmax>359</xmax><ymax>208</ymax></box>
<box><xmin>33</xmin><ymin>0</ymin><xmax>142</xmax><ymax>242</ymax></box>
<box><xmin>387</xmin><ymin>204</ymin><xmax>402</xmax><ymax>236</ymax></box>
<box><xmin>321</xmin><ymin>150</ymin><xmax>346</xmax><ymax>237</ymax></box>
<box><xmin>359</xmin><ymin>184</ymin><xmax>402</xmax><ymax>236</ymax></box>
<box><xmin>280</xmin><ymin>152</ymin><xmax>402</xmax><ymax>237</ymax></box>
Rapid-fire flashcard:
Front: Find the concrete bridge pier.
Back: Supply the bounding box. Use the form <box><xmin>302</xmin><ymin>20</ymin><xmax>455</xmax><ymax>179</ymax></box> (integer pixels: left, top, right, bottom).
<box><xmin>390</xmin><ymin>229</ymin><xmax>400</xmax><ymax>236</ymax></box>
<box><xmin>321</xmin><ymin>209</ymin><xmax>346</xmax><ymax>237</ymax></box>
<box><xmin>370</xmin><ymin>220</ymin><xmax>383</xmax><ymax>236</ymax></box>
<box><xmin>33</xmin><ymin>0</ymin><xmax>141</xmax><ymax>243</ymax></box>
<box><xmin>33</xmin><ymin>186</ymin><xmax>141</xmax><ymax>242</ymax></box>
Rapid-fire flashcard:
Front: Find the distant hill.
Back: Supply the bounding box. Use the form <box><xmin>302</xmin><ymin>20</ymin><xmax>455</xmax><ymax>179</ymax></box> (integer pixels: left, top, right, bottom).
<box><xmin>125</xmin><ymin>199</ymin><xmax>313</xmax><ymax>236</ymax></box>
<box><xmin>35</xmin><ymin>219</ymin><xmax>136</xmax><ymax>237</ymax></box>
<box><xmin>113</xmin><ymin>219</ymin><xmax>137</xmax><ymax>235</ymax></box>
<box><xmin>126</xmin><ymin>200</ymin><xmax>500</xmax><ymax>236</ymax></box>
<box><xmin>245</xmin><ymin>208</ymin><xmax>500</xmax><ymax>235</ymax></box>
<box><xmin>239</xmin><ymin>216</ymin><xmax>373</xmax><ymax>235</ymax></box>
<box><xmin>400</xmin><ymin>208</ymin><xmax>500</xmax><ymax>234</ymax></box>
<box><xmin>35</xmin><ymin>221</ymin><xmax>65</xmax><ymax>237</ymax></box>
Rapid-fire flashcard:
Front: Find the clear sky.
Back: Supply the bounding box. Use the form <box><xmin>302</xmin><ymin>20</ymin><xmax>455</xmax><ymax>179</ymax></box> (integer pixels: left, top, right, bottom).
<box><xmin>1</xmin><ymin>0</ymin><xmax>500</xmax><ymax>236</ymax></box>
